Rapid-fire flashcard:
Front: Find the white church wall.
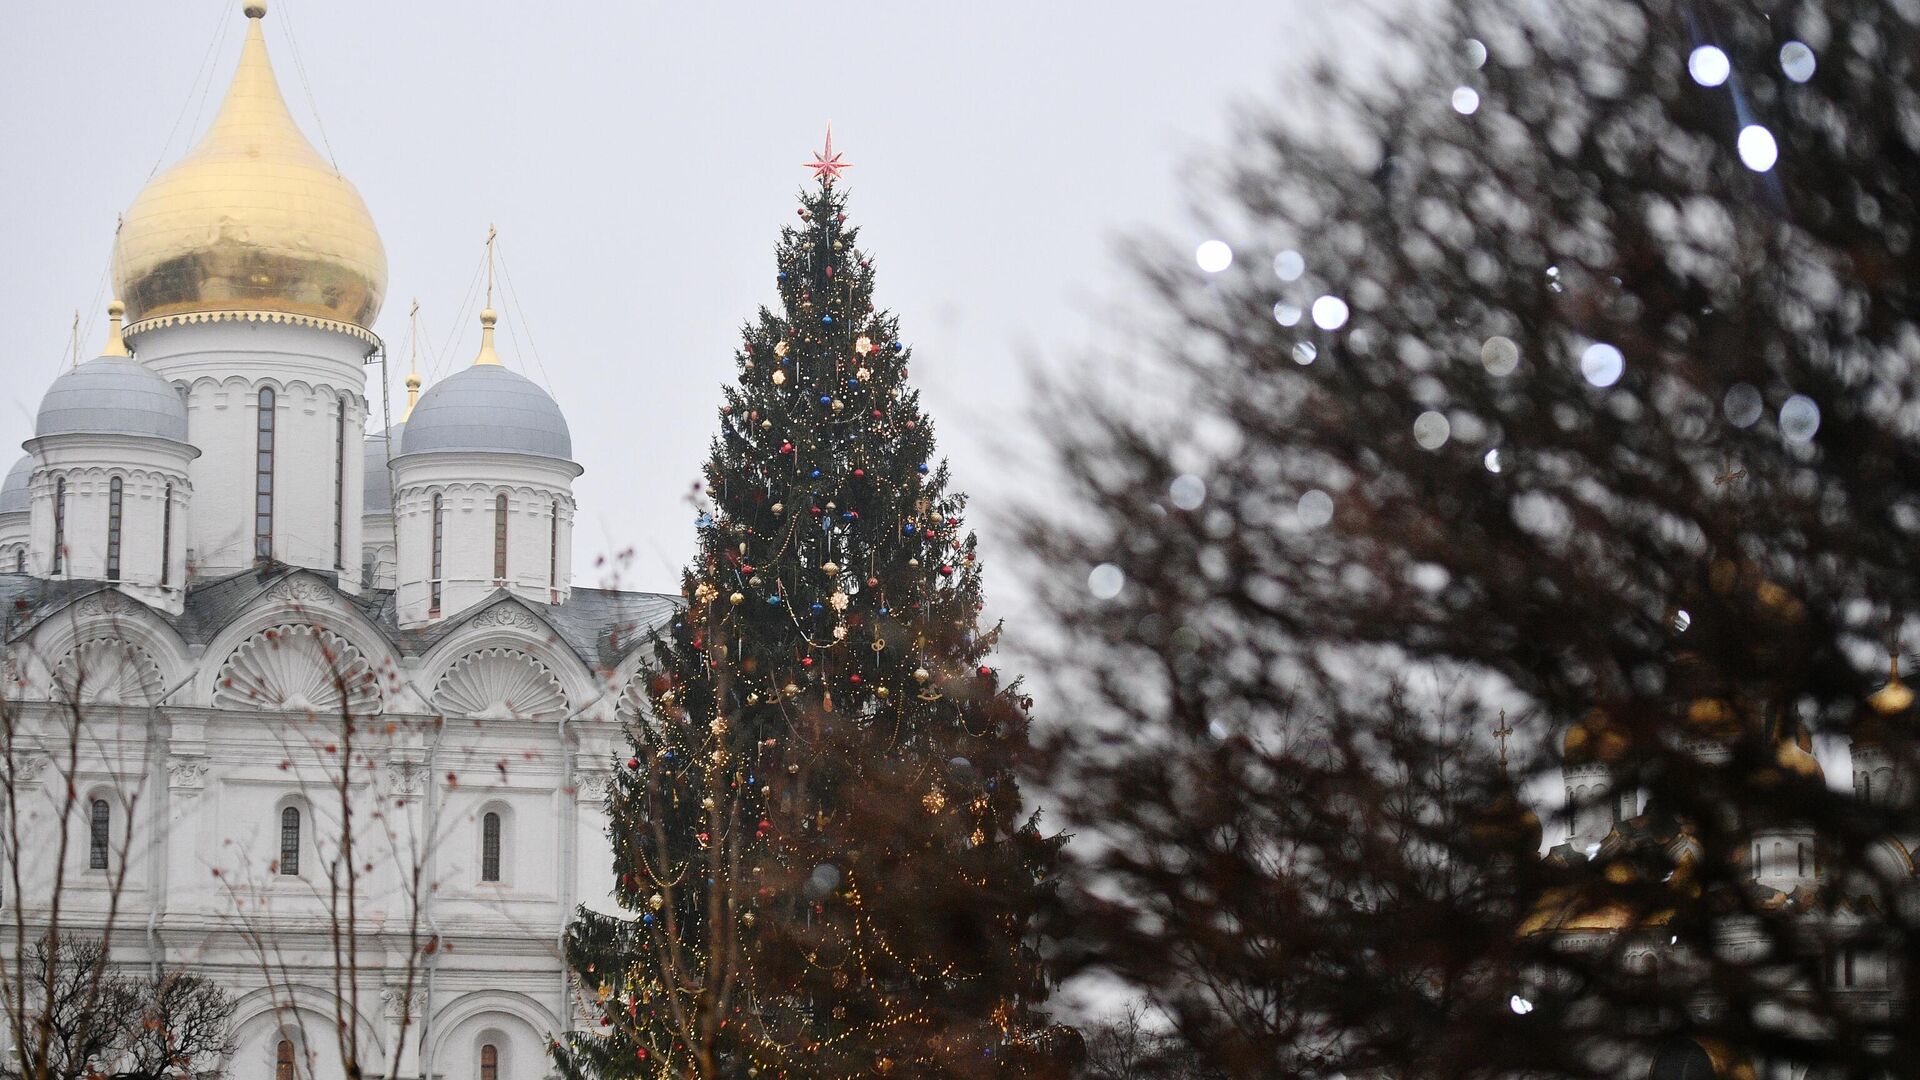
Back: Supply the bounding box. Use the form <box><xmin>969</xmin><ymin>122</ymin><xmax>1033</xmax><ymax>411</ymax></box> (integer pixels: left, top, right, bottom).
<box><xmin>24</xmin><ymin>435</ymin><xmax>194</xmax><ymax>613</ymax></box>
<box><xmin>130</xmin><ymin>320</ymin><xmax>368</xmax><ymax>587</ymax></box>
<box><xmin>392</xmin><ymin>453</ymin><xmax>576</xmax><ymax>627</ymax></box>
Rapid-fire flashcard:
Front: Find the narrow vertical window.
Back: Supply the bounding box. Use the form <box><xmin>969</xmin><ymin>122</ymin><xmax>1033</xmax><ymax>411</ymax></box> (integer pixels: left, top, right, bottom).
<box><xmin>88</xmin><ymin>799</ymin><xmax>109</xmax><ymax>869</ymax></box>
<box><xmin>482</xmin><ymin>811</ymin><xmax>501</xmax><ymax>882</ymax></box>
<box><xmin>52</xmin><ymin>477</ymin><xmax>66</xmax><ymax>573</ymax></box>
<box><xmin>549</xmin><ymin>499</ymin><xmax>560</xmax><ymax>603</ymax></box>
<box><xmin>13</xmin><ymin>549</ymin><xmax>22</xmax><ymax>573</ymax></box>
<box><xmin>479</xmin><ymin>1044</ymin><xmax>498</xmax><ymax>1080</ymax></box>
<box><xmin>256</xmin><ymin>387</ymin><xmax>276</xmax><ymax>562</ymax></box>
<box><xmin>106</xmin><ymin>477</ymin><xmax>123</xmax><ymax>582</ymax></box>
<box><xmin>430</xmin><ymin>493</ymin><xmax>444</xmax><ymax>616</ymax></box>
<box><xmin>1844</xmin><ymin>947</ymin><xmax>1857</xmax><ymax>986</ymax></box>
<box><xmin>276</xmin><ymin>1039</ymin><xmax>295</xmax><ymax>1080</ymax></box>
<box><xmin>494</xmin><ymin>493</ymin><xmax>509</xmax><ymax>582</ymax></box>
<box><xmin>280</xmin><ymin>806</ymin><xmax>301</xmax><ymax>875</ymax></box>
<box><xmin>160</xmin><ymin>483</ymin><xmax>173</xmax><ymax>586</ymax></box>
<box><xmin>334</xmin><ymin>397</ymin><xmax>348</xmax><ymax>569</ymax></box>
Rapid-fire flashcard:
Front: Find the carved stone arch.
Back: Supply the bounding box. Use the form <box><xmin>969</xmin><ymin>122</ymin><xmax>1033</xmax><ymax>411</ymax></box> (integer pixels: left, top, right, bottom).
<box><xmin>432</xmin><ymin>647</ymin><xmax>569</xmax><ymax>720</ymax></box>
<box><xmin>227</xmin><ymin>985</ymin><xmax>385</xmax><ymax>1080</ymax></box>
<box><xmin>427</xmin><ymin>989</ymin><xmax>558</xmax><ymax>1066</ymax></box>
<box><xmin>22</xmin><ymin>589</ymin><xmax>190</xmax><ymax>700</ymax></box>
<box><xmin>54</xmin><ymin>638</ymin><xmax>164</xmax><ymax>706</ymax></box>
<box><xmin>213</xmin><ymin>624</ymin><xmax>384</xmax><ymax>715</ymax></box>
<box><xmin>420</xmin><ymin>599</ymin><xmax>597</xmax><ymax>715</ymax></box>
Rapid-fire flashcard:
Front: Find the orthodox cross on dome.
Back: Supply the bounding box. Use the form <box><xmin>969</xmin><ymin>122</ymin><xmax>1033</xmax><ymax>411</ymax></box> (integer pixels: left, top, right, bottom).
<box><xmin>805</xmin><ymin>124</ymin><xmax>852</xmax><ymax>183</ymax></box>
<box><xmin>1492</xmin><ymin>711</ymin><xmax>1515</xmax><ymax>773</ymax></box>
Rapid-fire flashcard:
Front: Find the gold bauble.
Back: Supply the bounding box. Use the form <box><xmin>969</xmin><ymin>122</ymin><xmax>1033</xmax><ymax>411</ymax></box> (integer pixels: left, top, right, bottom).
<box><xmin>772</xmin><ymin>370</ymin><xmax>787</xmax><ymax>385</ymax></box>
<box><xmin>913</xmin><ymin>668</ymin><xmax>931</xmax><ymax>684</ymax></box>
<box><xmin>730</xmin><ymin>592</ymin><xmax>745</xmax><ymax>606</ymax></box>
<box><xmin>876</xmin><ymin>686</ymin><xmax>890</xmax><ymax>699</ymax></box>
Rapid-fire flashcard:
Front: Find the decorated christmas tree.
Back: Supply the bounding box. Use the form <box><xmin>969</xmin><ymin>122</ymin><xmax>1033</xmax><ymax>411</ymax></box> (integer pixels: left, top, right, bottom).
<box><xmin>559</xmin><ymin>137</ymin><xmax>1071</xmax><ymax>1080</ymax></box>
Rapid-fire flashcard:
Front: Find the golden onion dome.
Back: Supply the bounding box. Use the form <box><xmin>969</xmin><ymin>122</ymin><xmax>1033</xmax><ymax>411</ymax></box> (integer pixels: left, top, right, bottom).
<box><xmin>1563</xmin><ymin>709</ymin><xmax>1626</xmax><ymax>767</ymax></box>
<box><xmin>1868</xmin><ymin>654</ymin><xmax>1914</xmax><ymax>717</ymax></box>
<box><xmin>111</xmin><ymin>2</ymin><xmax>386</xmax><ymax>336</ymax></box>
<box><xmin>1772</xmin><ymin>735</ymin><xmax>1824</xmax><ymax>782</ymax></box>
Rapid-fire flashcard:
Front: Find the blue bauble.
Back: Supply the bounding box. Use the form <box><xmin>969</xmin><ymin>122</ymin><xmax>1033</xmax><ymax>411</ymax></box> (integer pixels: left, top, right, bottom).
<box><xmin>810</xmin><ymin>468</ymin><xmax>822</xmax><ymax>479</ymax></box>
<box><xmin>917</xmin><ymin>463</ymin><xmax>930</xmax><ymax>474</ymax></box>
<box><xmin>778</xmin><ymin>271</ymin><xmax>789</xmax><ymax>281</ymax></box>
<box><xmin>892</xmin><ymin>341</ymin><xmax>904</xmax><ymax>352</ymax></box>
<box><xmin>879</xmin><ymin>606</ymin><xmax>890</xmax><ymax>616</ymax></box>
<box><xmin>768</xmin><ymin>595</ymin><xmax>782</xmax><ymax>606</ymax></box>
<box><xmin>810</xmin><ymin>602</ymin><xmax>824</xmax><ymax>614</ymax></box>
<box><xmin>903</xmin><ymin>523</ymin><xmax>917</xmax><ymax>535</ymax></box>
<box><xmin>820</xmin><ymin>395</ymin><xmax>833</xmax><ymax>406</ymax></box>
<box><xmin>643</xmin><ymin>913</ymin><xmax>655</xmax><ymax>925</ymax></box>
<box><xmin>823</xmin><ymin>314</ymin><xmax>834</xmax><ymax>324</ymax></box>
<box><xmin>848</xmin><ymin>377</ymin><xmax>860</xmax><ymax>387</ymax></box>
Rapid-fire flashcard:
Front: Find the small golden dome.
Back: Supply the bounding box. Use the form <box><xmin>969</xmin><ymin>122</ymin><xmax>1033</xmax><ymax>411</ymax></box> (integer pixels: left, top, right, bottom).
<box><xmin>1869</xmin><ymin>655</ymin><xmax>1914</xmax><ymax>717</ymax></box>
<box><xmin>1563</xmin><ymin>709</ymin><xmax>1626</xmax><ymax>766</ymax></box>
<box><xmin>1773</xmin><ymin>737</ymin><xmax>1824</xmax><ymax>781</ymax></box>
<box><xmin>111</xmin><ymin>2</ymin><xmax>386</xmax><ymax>333</ymax></box>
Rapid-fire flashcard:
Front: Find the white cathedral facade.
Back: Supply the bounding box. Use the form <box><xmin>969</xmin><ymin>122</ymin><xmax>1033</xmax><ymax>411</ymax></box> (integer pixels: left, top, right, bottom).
<box><xmin>1</xmin><ymin>5</ymin><xmax>671</xmax><ymax>1078</ymax></box>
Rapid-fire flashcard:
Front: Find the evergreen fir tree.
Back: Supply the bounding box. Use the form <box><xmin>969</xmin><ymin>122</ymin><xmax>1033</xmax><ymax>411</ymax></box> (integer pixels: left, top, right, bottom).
<box><xmin>559</xmin><ymin>172</ymin><xmax>1071</xmax><ymax>1080</ymax></box>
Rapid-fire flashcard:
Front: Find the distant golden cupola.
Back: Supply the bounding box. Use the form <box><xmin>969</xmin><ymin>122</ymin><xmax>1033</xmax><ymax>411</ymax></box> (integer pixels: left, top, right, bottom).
<box><xmin>111</xmin><ymin>1</ymin><xmax>387</xmax><ymax>334</ymax></box>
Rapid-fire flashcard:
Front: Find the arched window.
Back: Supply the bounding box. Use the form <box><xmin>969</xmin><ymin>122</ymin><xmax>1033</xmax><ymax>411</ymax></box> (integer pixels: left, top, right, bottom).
<box><xmin>482</xmin><ymin>811</ymin><xmax>502</xmax><ymax>883</ymax></box>
<box><xmin>276</xmin><ymin>1038</ymin><xmax>295</xmax><ymax>1080</ymax></box>
<box><xmin>280</xmin><ymin>806</ymin><xmax>301</xmax><ymax>876</ymax></box>
<box><xmin>1797</xmin><ymin>844</ymin><xmax>1807</xmax><ymax>877</ymax></box>
<box><xmin>52</xmin><ymin>476</ymin><xmax>66</xmax><ymax>573</ymax></box>
<box><xmin>430</xmin><ymin>493</ymin><xmax>445</xmax><ymax>616</ymax></box>
<box><xmin>494</xmin><ymin>493</ymin><xmax>509</xmax><ymax>582</ymax></box>
<box><xmin>13</xmin><ymin>549</ymin><xmax>22</xmax><ymax>573</ymax></box>
<box><xmin>106</xmin><ymin>476</ymin><xmax>124</xmax><ymax>582</ymax></box>
<box><xmin>256</xmin><ymin>387</ymin><xmax>276</xmax><ymax>562</ymax></box>
<box><xmin>88</xmin><ymin>799</ymin><xmax>109</xmax><ymax>870</ymax></box>
<box><xmin>479</xmin><ymin>1043</ymin><xmax>498</xmax><ymax>1080</ymax></box>
<box><xmin>160</xmin><ymin>482</ymin><xmax>173</xmax><ymax>586</ymax></box>
<box><xmin>549</xmin><ymin>498</ymin><xmax>561</xmax><ymax>603</ymax></box>
<box><xmin>334</xmin><ymin>395</ymin><xmax>348</xmax><ymax>570</ymax></box>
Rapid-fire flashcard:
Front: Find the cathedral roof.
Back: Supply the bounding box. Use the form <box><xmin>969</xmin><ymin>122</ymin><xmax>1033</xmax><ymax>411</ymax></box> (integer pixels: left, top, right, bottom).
<box><xmin>363</xmin><ymin>423</ymin><xmax>401</xmax><ymax>514</ymax></box>
<box><xmin>0</xmin><ymin>566</ymin><xmax>677</xmax><ymax>673</ymax></box>
<box><xmin>35</xmin><ymin>356</ymin><xmax>190</xmax><ymax>444</ymax></box>
<box><xmin>398</xmin><ymin>310</ymin><xmax>574</xmax><ymax>462</ymax></box>
<box><xmin>0</xmin><ymin>456</ymin><xmax>32</xmax><ymax>515</ymax></box>
<box><xmin>111</xmin><ymin>2</ymin><xmax>386</xmax><ymax>334</ymax></box>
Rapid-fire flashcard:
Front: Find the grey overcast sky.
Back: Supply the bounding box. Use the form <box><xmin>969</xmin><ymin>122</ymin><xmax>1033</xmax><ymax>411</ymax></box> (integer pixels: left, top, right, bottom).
<box><xmin>2</xmin><ymin>1</ymin><xmax>1324</xmax><ymax>600</ymax></box>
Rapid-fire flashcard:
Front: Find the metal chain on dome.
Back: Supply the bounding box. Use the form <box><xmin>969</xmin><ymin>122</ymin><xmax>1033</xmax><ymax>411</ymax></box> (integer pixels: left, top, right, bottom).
<box><xmin>493</xmin><ymin>238</ymin><xmax>561</xmax><ymax>397</ymax></box>
<box><xmin>273</xmin><ymin>0</ymin><xmax>341</xmax><ymax>173</ymax></box>
<box><xmin>146</xmin><ymin>0</ymin><xmax>232</xmax><ymax>182</ymax></box>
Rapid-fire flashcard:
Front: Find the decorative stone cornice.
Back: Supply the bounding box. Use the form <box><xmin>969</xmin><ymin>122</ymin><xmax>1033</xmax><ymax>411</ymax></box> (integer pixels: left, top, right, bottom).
<box><xmin>124</xmin><ymin>309</ymin><xmax>381</xmax><ymax>351</ymax></box>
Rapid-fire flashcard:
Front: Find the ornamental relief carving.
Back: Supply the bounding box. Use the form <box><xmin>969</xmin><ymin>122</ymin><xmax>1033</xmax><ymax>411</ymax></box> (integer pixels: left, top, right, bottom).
<box><xmin>386</xmin><ymin>759</ymin><xmax>425</xmax><ymax>795</ymax></box>
<box><xmin>54</xmin><ymin>638</ymin><xmax>165</xmax><ymax>706</ymax></box>
<box><xmin>6</xmin><ymin>755</ymin><xmax>50</xmax><ymax>785</ymax></box>
<box><xmin>168</xmin><ymin>757</ymin><xmax>208</xmax><ymax>790</ymax></box>
<box><xmin>432</xmin><ymin>648</ymin><xmax>569</xmax><ymax>720</ymax></box>
<box><xmin>465</xmin><ymin>604</ymin><xmax>540</xmax><ymax>631</ymax></box>
<box><xmin>76</xmin><ymin>592</ymin><xmax>133</xmax><ymax>619</ymax></box>
<box><xmin>264</xmin><ymin>578</ymin><xmax>333</xmax><ymax>604</ymax></box>
<box><xmin>212</xmin><ymin>625</ymin><xmax>383</xmax><ymax>715</ymax></box>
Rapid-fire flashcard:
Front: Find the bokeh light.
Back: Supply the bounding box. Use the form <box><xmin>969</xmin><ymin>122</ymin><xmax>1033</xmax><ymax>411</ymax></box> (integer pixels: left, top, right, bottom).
<box><xmin>1779</xmin><ymin>394</ymin><xmax>1821</xmax><ymax>442</ymax></box>
<box><xmin>1463</xmin><ymin>38</ymin><xmax>1488</xmax><ymax>69</ymax></box>
<box><xmin>1196</xmin><ymin>240</ymin><xmax>1234</xmax><ymax>273</ymax></box>
<box><xmin>1738</xmin><ymin>125</ymin><xmax>1779</xmax><ymax>172</ymax></box>
<box><xmin>1723</xmin><ymin>383</ymin><xmax>1763</xmax><ymax>427</ymax></box>
<box><xmin>1311</xmin><ymin>295</ymin><xmax>1350</xmax><ymax>330</ymax></box>
<box><xmin>1273</xmin><ymin>249</ymin><xmax>1306</xmax><ymax>281</ymax></box>
<box><xmin>1413</xmin><ymin>411</ymin><xmax>1451</xmax><ymax>449</ymax></box>
<box><xmin>1296</xmin><ymin>489</ymin><xmax>1334</xmax><ymax>528</ymax></box>
<box><xmin>1580</xmin><ymin>342</ymin><xmax>1624</xmax><ymax>387</ymax></box>
<box><xmin>1170</xmin><ymin>474</ymin><xmax>1207</xmax><ymax>510</ymax></box>
<box><xmin>1088</xmin><ymin>563</ymin><xmax>1125</xmax><ymax>600</ymax></box>
<box><xmin>1780</xmin><ymin>41</ymin><xmax>1816</xmax><ymax>83</ymax></box>
<box><xmin>1451</xmin><ymin>87</ymin><xmax>1481</xmax><ymax>115</ymax></box>
<box><xmin>1484</xmin><ymin>448</ymin><xmax>1502</xmax><ymax>473</ymax></box>
<box><xmin>1273</xmin><ymin>301</ymin><xmax>1302</xmax><ymax>327</ymax></box>
<box><xmin>1688</xmin><ymin>44</ymin><xmax>1731</xmax><ymax>87</ymax></box>
<box><xmin>1480</xmin><ymin>335</ymin><xmax>1520</xmax><ymax>376</ymax></box>
<box><xmin>1293</xmin><ymin>342</ymin><xmax>1318</xmax><ymax>365</ymax></box>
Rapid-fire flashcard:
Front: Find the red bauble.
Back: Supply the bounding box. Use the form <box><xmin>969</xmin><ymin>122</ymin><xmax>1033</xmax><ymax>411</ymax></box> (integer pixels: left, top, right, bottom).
<box><xmin>853</xmin><ymin>469</ymin><xmax>865</xmax><ymax>478</ymax></box>
<box><xmin>801</xmin><ymin>656</ymin><xmax>815</xmax><ymax>667</ymax></box>
<box><xmin>978</xmin><ymin>665</ymin><xmax>994</xmax><ymax>677</ymax></box>
<box><xmin>939</xmin><ymin>565</ymin><xmax>954</xmax><ymax>577</ymax></box>
<box><xmin>626</xmin><ymin>757</ymin><xmax>640</xmax><ymax>770</ymax></box>
<box><xmin>850</xmin><ymin>674</ymin><xmax>863</xmax><ymax>684</ymax></box>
